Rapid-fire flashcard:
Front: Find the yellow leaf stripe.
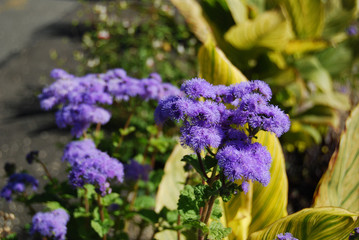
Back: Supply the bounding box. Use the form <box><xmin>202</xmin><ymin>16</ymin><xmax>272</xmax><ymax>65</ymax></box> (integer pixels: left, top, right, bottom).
<box><xmin>249</xmin><ymin>207</ymin><xmax>359</xmax><ymax>240</ymax></box>
<box><xmin>313</xmin><ymin>103</ymin><xmax>359</xmax><ymax>212</ymax></box>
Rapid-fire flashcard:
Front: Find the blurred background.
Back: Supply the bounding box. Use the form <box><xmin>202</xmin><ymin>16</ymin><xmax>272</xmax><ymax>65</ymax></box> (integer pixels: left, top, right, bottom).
<box><xmin>0</xmin><ymin>0</ymin><xmax>358</xmax><ymax>238</ymax></box>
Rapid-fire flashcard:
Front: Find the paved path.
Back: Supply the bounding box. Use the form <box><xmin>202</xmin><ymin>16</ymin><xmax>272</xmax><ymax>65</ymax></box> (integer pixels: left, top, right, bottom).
<box><xmin>0</xmin><ymin>0</ymin><xmax>83</xmax><ymax>235</ymax></box>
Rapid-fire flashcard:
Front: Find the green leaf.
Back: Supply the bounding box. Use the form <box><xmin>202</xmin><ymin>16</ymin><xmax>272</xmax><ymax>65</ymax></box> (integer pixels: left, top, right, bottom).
<box><xmin>284</xmin><ymin>39</ymin><xmax>328</xmax><ymax>54</ymax></box>
<box><xmin>210</xmin><ymin>199</ymin><xmax>223</xmax><ymax>221</ymax></box>
<box><xmin>198</xmin><ymin>40</ymin><xmax>247</xmax><ymax>86</ymax></box>
<box><xmin>280</xmin><ymin>0</ymin><xmax>325</xmax><ymax>39</ymax></box>
<box><xmin>224</xmin><ymin>11</ymin><xmax>292</xmax><ymax>50</ymax></box>
<box><xmin>91</xmin><ymin>219</ymin><xmax>114</xmax><ymax>238</ymax></box>
<box><xmin>249</xmin><ymin>207</ymin><xmax>359</xmax><ymax>240</ymax></box>
<box><xmin>155</xmin><ymin>144</ymin><xmax>192</xmax><ymax>211</ymax></box>
<box><xmin>225</xmin><ymin>0</ymin><xmax>248</xmax><ymax>24</ymax></box>
<box><xmin>134</xmin><ymin>196</ymin><xmax>155</xmax><ymax>210</ymax></box>
<box><xmin>313</xmin><ymin>103</ymin><xmax>359</xmax><ymax>212</ymax></box>
<box><xmin>73</xmin><ymin>207</ymin><xmax>91</xmax><ymax>218</ymax></box>
<box><xmin>102</xmin><ymin>193</ymin><xmax>123</xmax><ymax>207</ymax></box>
<box><xmin>317</xmin><ymin>45</ymin><xmax>352</xmax><ymax>75</ymax></box>
<box><xmin>45</xmin><ymin>201</ymin><xmax>64</xmax><ymax>211</ymax></box>
<box><xmin>208</xmin><ymin>221</ymin><xmax>232</xmax><ymax>240</ymax></box>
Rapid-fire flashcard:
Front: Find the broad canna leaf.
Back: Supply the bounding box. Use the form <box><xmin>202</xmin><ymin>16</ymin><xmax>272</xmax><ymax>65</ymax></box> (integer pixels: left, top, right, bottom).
<box><xmin>169</xmin><ymin>0</ymin><xmax>213</xmax><ymax>43</ymax></box>
<box><xmin>225</xmin><ymin>0</ymin><xmax>248</xmax><ymax>24</ymax></box>
<box><xmin>224</xmin><ymin>11</ymin><xmax>292</xmax><ymax>50</ymax></box>
<box><xmin>155</xmin><ymin>144</ymin><xmax>192</xmax><ymax>212</ymax></box>
<box><xmin>155</xmin><ymin>144</ymin><xmax>192</xmax><ymax>240</ymax></box>
<box><xmin>198</xmin><ymin>41</ymin><xmax>288</xmax><ymax>239</ymax></box>
<box><xmin>313</xmin><ymin>103</ymin><xmax>359</xmax><ymax>212</ymax></box>
<box><xmin>248</xmin><ymin>207</ymin><xmax>359</xmax><ymax>240</ymax></box>
<box><xmin>279</xmin><ymin>0</ymin><xmax>325</xmax><ymax>39</ymax></box>
<box><xmin>198</xmin><ymin>40</ymin><xmax>247</xmax><ymax>85</ymax></box>
<box><xmin>284</xmin><ymin>39</ymin><xmax>328</xmax><ymax>55</ymax></box>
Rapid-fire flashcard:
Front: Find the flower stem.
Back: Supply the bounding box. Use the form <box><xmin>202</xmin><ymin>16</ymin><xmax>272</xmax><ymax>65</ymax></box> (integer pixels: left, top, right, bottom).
<box><xmin>36</xmin><ymin>159</ymin><xmax>54</xmax><ymax>183</ymax></box>
<box><xmin>97</xmin><ymin>194</ymin><xmax>107</xmax><ymax>240</ymax></box>
<box><xmin>197</xmin><ymin>152</ymin><xmax>209</xmax><ymax>181</ymax></box>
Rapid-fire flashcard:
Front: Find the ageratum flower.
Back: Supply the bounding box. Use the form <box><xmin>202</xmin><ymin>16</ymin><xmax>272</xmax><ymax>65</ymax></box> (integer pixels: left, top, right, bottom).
<box><xmin>63</xmin><ymin>139</ymin><xmax>124</xmax><ymax>196</ymax></box>
<box><xmin>30</xmin><ymin>209</ymin><xmax>69</xmax><ymax>240</ymax></box>
<box><xmin>0</xmin><ymin>173</ymin><xmax>38</xmax><ymax>201</ymax></box>
<box><xmin>124</xmin><ymin>159</ymin><xmax>151</xmax><ymax>181</ymax></box>
<box><xmin>40</xmin><ymin>68</ymin><xmax>181</xmax><ymax>137</ymax></box>
<box><xmin>155</xmin><ymin>78</ymin><xmax>290</xmax><ymax>192</ymax></box>
<box><xmin>349</xmin><ymin>227</ymin><xmax>359</xmax><ymax>240</ymax></box>
<box><xmin>274</xmin><ymin>232</ymin><xmax>299</xmax><ymax>240</ymax></box>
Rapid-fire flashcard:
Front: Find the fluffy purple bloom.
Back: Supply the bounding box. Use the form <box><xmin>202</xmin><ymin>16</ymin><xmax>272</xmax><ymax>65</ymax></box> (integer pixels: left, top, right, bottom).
<box><xmin>124</xmin><ymin>159</ymin><xmax>151</xmax><ymax>181</ymax></box>
<box><xmin>217</xmin><ymin>143</ymin><xmax>271</xmax><ymax>192</ymax></box>
<box><xmin>275</xmin><ymin>232</ymin><xmax>299</xmax><ymax>240</ymax></box>
<box><xmin>50</xmin><ymin>68</ymin><xmax>74</xmax><ymax>80</ymax></box>
<box><xmin>154</xmin><ymin>96</ymin><xmax>183</xmax><ymax>124</ymax></box>
<box><xmin>26</xmin><ymin>150</ymin><xmax>39</xmax><ymax>164</ymax></box>
<box><xmin>30</xmin><ymin>209</ymin><xmax>69</xmax><ymax>240</ymax></box>
<box><xmin>63</xmin><ymin>139</ymin><xmax>124</xmax><ymax>196</ymax></box>
<box><xmin>180</xmin><ymin>124</ymin><xmax>223</xmax><ymax>152</ymax></box>
<box><xmin>181</xmin><ymin>78</ymin><xmax>216</xmax><ymax>99</ymax></box>
<box><xmin>55</xmin><ymin>104</ymin><xmax>111</xmax><ymax>137</ymax></box>
<box><xmin>0</xmin><ymin>173</ymin><xmax>38</xmax><ymax>201</ymax></box>
<box><xmin>347</xmin><ymin>25</ymin><xmax>358</xmax><ymax>36</ymax></box>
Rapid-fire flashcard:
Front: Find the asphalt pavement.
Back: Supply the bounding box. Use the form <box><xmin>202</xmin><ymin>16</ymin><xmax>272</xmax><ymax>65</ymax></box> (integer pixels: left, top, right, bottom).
<box><xmin>0</xmin><ymin>0</ymin><xmax>84</xmax><ymax>235</ymax></box>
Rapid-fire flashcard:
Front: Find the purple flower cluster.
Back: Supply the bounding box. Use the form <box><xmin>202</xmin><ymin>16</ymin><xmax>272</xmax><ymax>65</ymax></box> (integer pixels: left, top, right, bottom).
<box><xmin>30</xmin><ymin>209</ymin><xmax>69</xmax><ymax>240</ymax></box>
<box><xmin>124</xmin><ymin>159</ymin><xmax>152</xmax><ymax>181</ymax></box>
<box><xmin>63</xmin><ymin>139</ymin><xmax>124</xmax><ymax>196</ymax></box>
<box><xmin>0</xmin><ymin>173</ymin><xmax>38</xmax><ymax>201</ymax></box>
<box><xmin>349</xmin><ymin>227</ymin><xmax>359</xmax><ymax>240</ymax></box>
<box><xmin>275</xmin><ymin>232</ymin><xmax>299</xmax><ymax>240</ymax></box>
<box><xmin>39</xmin><ymin>68</ymin><xmax>181</xmax><ymax>137</ymax></box>
<box><xmin>155</xmin><ymin>78</ymin><xmax>290</xmax><ymax>192</ymax></box>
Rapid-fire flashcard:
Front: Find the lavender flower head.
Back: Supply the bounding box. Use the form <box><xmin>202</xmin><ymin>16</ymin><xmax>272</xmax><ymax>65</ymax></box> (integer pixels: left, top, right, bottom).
<box><xmin>124</xmin><ymin>159</ymin><xmax>152</xmax><ymax>181</ymax></box>
<box><xmin>63</xmin><ymin>139</ymin><xmax>124</xmax><ymax>196</ymax></box>
<box><xmin>155</xmin><ymin>78</ymin><xmax>290</xmax><ymax>192</ymax></box>
<box><xmin>0</xmin><ymin>173</ymin><xmax>38</xmax><ymax>201</ymax></box>
<box><xmin>39</xmin><ymin>68</ymin><xmax>181</xmax><ymax>137</ymax></box>
<box><xmin>275</xmin><ymin>232</ymin><xmax>299</xmax><ymax>240</ymax></box>
<box><xmin>30</xmin><ymin>209</ymin><xmax>69</xmax><ymax>240</ymax></box>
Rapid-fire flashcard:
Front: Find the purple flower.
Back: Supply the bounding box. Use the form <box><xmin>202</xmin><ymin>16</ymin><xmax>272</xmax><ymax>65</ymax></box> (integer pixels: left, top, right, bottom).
<box><xmin>50</xmin><ymin>69</ymin><xmax>74</xmax><ymax>80</ymax></box>
<box><xmin>217</xmin><ymin>143</ymin><xmax>271</xmax><ymax>192</ymax></box>
<box><xmin>180</xmin><ymin>123</ymin><xmax>223</xmax><ymax>152</ymax></box>
<box><xmin>63</xmin><ymin>139</ymin><xmax>124</xmax><ymax>196</ymax></box>
<box><xmin>26</xmin><ymin>150</ymin><xmax>39</xmax><ymax>164</ymax></box>
<box><xmin>30</xmin><ymin>209</ymin><xmax>69</xmax><ymax>240</ymax></box>
<box><xmin>349</xmin><ymin>227</ymin><xmax>359</xmax><ymax>240</ymax></box>
<box><xmin>55</xmin><ymin>104</ymin><xmax>111</xmax><ymax>138</ymax></box>
<box><xmin>275</xmin><ymin>232</ymin><xmax>299</xmax><ymax>240</ymax></box>
<box><xmin>0</xmin><ymin>173</ymin><xmax>38</xmax><ymax>201</ymax></box>
<box><xmin>124</xmin><ymin>159</ymin><xmax>152</xmax><ymax>181</ymax></box>
<box><xmin>347</xmin><ymin>25</ymin><xmax>358</xmax><ymax>36</ymax></box>
<box><xmin>181</xmin><ymin>78</ymin><xmax>216</xmax><ymax>99</ymax></box>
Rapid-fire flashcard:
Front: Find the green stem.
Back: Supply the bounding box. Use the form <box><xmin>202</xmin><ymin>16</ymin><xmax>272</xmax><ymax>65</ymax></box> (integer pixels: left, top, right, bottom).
<box><xmin>97</xmin><ymin>194</ymin><xmax>107</xmax><ymax>240</ymax></box>
<box><xmin>115</xmin><ymin>112</ymin><xmax>134</xmax><ymax>152</ymax></box>
<box><xmin>36</xmin><ymin>159</ymin><xmax>54</xmax><ymax>183</ymax></box>
<box><xmin>196</xmin><ymin>152</ymin><xmax>209</xmax><ymax>181</ymax></box>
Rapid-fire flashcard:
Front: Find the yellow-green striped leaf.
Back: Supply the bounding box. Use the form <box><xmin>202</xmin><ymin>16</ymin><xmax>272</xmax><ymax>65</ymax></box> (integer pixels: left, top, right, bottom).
<box><xmin>224</xmin><ymin>11</ymin><xmax>292</xmax><ymax>50</ymax></box>
<box><xmin>154</xmin><ymin>144</ymin><xmax>192</xmax><ymax>240</ymax></box>
<box><xmin>198</xmin><ymin>41</ymin><xmax>288</xmax><ymax>239</ymax></box>
<box><xmin>169</xmin><ymin>0</ymin><xmax>213</xmax><ymax>43</ymax></box>
<box><xmin>198</xmin><ymin>40</ymin><xmax>247</xmax><ymax>85</ymax></box>
<box><xmin>249</xmin><ymin>207</ymin><xmax>359</xmax><ymax>240</ymax></box>
<box><xmin>225</xmin><ymin>0</ymin><xmax>248</xmax><ymax>24</ymax></box>
<box><xmin>249</xmin><ymin>132</ymin><xmax>288</xmax><ymax>234</ymax></box>
<box><xmin>313</xmin><ymin>103</ymin><xmax>359</xmax><ymax>212</ymax></box>
<box><xmin>155</xmin><ymin>144</ymin><xmax>192</xmax><ymax>212</ymax></box>
<box><xmin>279</xmin><ymin>0</ymin><xmax>325</xmax><ymax>39</ymax></box>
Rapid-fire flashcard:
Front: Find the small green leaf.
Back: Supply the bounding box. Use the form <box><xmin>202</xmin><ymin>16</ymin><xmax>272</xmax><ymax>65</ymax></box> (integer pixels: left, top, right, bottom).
<box><xmin>134</xmin><ymin>196</ymin><xmax>155</xmax><ymax>210</ymax></box>
<box><xmin>91</xmin><ymin>219</ymin><xmax>114</xmax><ymax>238</ymax></box>
<box><xmin>210</xmin><ymin>199</ymin><xmax>223</xmax><ymax>221</ymax></box>
<box><xmin>208</xmin><ymin>221</ymin><xmax>232</xmax><ymax>240</ymax></box>
<box><xmin>102</xmin><ymin>193</ymin><xmax>123</xmax><ymax>207</ymax></box>
<box><xmin>74</xmin><ymin>207</ymin><xmax>91</xmax><ymax>218</ymax></box>
<box><xmin>119</xmin><ymin>126</ymin><xmax>136</xmax><ymax>136</ymax></box>
<box><xmin>45</xmin><ymin>201</ymin><xmax>64</xmax><ymax>211</ymax></box>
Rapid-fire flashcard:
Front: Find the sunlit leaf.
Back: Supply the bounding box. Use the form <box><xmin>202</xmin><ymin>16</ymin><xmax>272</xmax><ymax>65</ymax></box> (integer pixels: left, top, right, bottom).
<box><xmin>313</xmin><ymin>103</ymin><xmax>359</xmax><ymax>212</ymax></box>
<box><xmin>224</xmin><ymin>11</ymin><xmax>292</xmax><ymax>50</ymax></box>
<box><xmin>225</xmin><ymin>0</ymin><xmax>248</xmax><ymax>24</ymax></box>
<box><xmin>284</xmin><ymin>39</ymin><xmax>328</xmax><ymax>55</ymax></box>
<box><xmin>198</xmin><ymin>40</ymin><xmax>247</xmax><ymax>85</ymax></box>
<box><xmin>249</xmin><ymin>207</ymin><xmax>359</xmax><ymax>240</ymax></box>
<box><xmin>169</xmin><ymin>0</ymin><xmax>213</xmax><ymax>43</ymax></box>
<box><xmin>280</xmin><ymin>0</ymin><xmax>325</xmax><ymax>39</ymax></box>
